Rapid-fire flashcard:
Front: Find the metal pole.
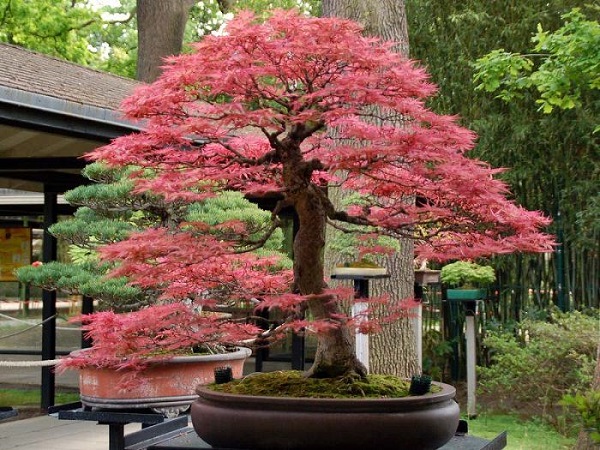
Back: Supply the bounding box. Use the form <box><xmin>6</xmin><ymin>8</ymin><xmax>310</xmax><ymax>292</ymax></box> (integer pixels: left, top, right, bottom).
<box><xmin>41</xmin><ymin>190</ymin><xmax>57</xmax><ymax>410</ymax></box>
<box><xmin>81</xmin><ymin>295</ymin><xmax>94</xmax><ymax>349</ymax></box>
<box><xmin>414</xmin><ymin>302</ymin><xmax>423</xmax><ymax>373</ymax></box>
<box><xmin>413</xmin><ymin>282</ymin><xmax>424</xmax><ymax>373</ymax></box>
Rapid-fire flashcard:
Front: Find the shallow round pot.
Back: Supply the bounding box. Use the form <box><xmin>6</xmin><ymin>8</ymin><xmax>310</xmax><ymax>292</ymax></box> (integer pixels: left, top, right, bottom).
<box><xmin>77</xmin><ymin>346</ymin><xmax>251</xmax><ymax>414</ymax></box>
<box><xmin>191</xmin><ymin>380</ymin><xmax>459</xmax><ymax>450</ymax></box>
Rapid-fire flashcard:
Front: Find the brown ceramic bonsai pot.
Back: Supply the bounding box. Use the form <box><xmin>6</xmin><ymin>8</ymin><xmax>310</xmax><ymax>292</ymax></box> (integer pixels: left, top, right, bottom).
<box><xmin>77</xmin><ymin>346</ymin><xmax>251</xmax><ymax>416</ymax></box>
<box><xmin>191</xmin><ymin>380</ymin><xmax>459</xmax><ymax>450</ymax></box>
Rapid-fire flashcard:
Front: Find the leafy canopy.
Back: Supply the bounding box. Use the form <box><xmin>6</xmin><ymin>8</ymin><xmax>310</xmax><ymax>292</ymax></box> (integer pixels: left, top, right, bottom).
<box><xmin>474</xmin><ymin>8</ymin><xmax>600</xmax><ymax>119</ymax></box>
<box><xmin>0</xmin><ymin>0</ymin><xmax>103</xmax><ymax>65</ymax></box>
<box><xmin>94</xmin><ymin>10</ymin><xmax>553</xmax><ymax>260</ymax></box>
<box><xmin>440</xmin><ymin>261</ymin><xmax>496</xmax><ymax>288</ymax></box>
<box><xmin>82</xmin><ymin>11</ymin><xmax>554</xmax><ymax>371</ymax></box>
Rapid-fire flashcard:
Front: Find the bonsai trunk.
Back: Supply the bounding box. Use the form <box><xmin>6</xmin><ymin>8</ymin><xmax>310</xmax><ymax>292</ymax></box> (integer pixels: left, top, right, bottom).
<box><xmin>292</xmin><ymin>186</ymin><xmax>367</xmax><ymax>379</ymax></box>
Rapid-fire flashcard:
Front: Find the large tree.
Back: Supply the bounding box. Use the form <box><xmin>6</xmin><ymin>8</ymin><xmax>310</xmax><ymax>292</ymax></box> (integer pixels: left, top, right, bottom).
<box><xmin>0</xmin><ymin>0</ymin><xmax>103</xmax><ymax>64</ymax></box>
<box><xmin>0</xmin><ymin>0</ymin><xmax>319</xmax><ymax>81</ymax></box>
<box><xmin>136</xmin><ymin>0</ymin><xmax>196</xmax><ymax>82</ymax></box>
<box><xmin>321</xmin><ymin>0</ymin><xmax>416</xmax><ymax>377</ymax></box>
<box><xmin>88</xmin><ymin>11</ymin><xmax>553</xmax><ymax>379</ymax></box>
<box><xmin>136</xmin><ymin>0</ymin><xmax>319</xmax><ymax>82</ymax></box>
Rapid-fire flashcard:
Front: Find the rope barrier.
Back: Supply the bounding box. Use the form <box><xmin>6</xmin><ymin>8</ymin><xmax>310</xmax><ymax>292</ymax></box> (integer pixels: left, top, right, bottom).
<box><xmin>0</xmin><ymin>314</ymin><xmax>56</xmax><ymax>340</ymax></box>
<box><xmin>0</xmin><ymin>359</ymin><xmax>61</xmax><ymax>367</ymax></box>
<box><xmin>0</xmin><ymin>311</ymin><xmax>41</xmax><ymax>324</ymax></box>
<box><xmin>0</xmin><ymin>312</ymin><xmax>81</xmax><ymax>339</ymax></box>
<box><xmin>0</xmin><ymin>309</ymin><xmax>80</xmax><ymax>369</ymax></box>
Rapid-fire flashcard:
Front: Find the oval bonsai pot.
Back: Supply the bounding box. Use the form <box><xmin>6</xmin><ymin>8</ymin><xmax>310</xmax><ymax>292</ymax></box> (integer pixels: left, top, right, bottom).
<box><xmin>191</xmin><ymin>380</ymin><xmax>459</xmax><ymax>450</ymax></box>
<box><xmin>77</xmin><ymin>346</ymin><xmax>251</xmax><ymax>413</ymax></box>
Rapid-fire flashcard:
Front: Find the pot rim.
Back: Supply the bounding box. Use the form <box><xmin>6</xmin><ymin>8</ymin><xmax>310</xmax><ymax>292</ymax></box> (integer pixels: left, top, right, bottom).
<box><xmin>196</xmin><ymin>380</ymin><xmax>456</xmax><ymax>412</ymax></box>
<box><xmin>71</xmin><ymin>345</ymin><xmax>252</xmax><ymax>366</ymax></box>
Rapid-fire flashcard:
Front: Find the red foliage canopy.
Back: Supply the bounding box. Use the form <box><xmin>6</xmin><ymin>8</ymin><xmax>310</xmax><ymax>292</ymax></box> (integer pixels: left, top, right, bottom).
<box><xmin>93</xmin><ymin>10</ymin><xmax>552</xmax><ymax>261</ymax></box>
<box><xmin>84</xmin><ymin>10</ymin><xmax>554</xmax><ymax>375</ymax></box>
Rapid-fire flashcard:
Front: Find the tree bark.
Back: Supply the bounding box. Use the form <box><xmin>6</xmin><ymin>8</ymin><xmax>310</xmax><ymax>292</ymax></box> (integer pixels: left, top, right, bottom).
<box><xmin>284</xmin><ymin>137</ymin><xmax>366</xmax><ymax>378</ymax></box>
<box><xmin>136</xmin><ymin>0</ymin><xmax>196</xmax><ymax>82</ymax></box>
<box><xmin>217</xmin><ymin>0</ymin><xmax>237</xmax><ymax>13</ymax></box>
<box><xmin>322</xmin><ymin>0</ymin><xmax>409</xmax><ymax>56</ymax></box>
<box><xmin>322</xmin><ymin>0</ymin><xmax>417</xmax><ymax>378</ymax></box>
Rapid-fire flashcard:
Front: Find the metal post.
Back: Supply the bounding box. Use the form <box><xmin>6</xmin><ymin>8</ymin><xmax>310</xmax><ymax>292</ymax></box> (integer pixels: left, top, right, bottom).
<box><xmin>108</xmin><ymin>424</ymin><xmax>126</xmax><ymax>450</ymax></box>
<box><xmin>81</xmin><ymin>295</ymin><xmax>94</xmax><ymax>348</ymax></box>
<box><xmin>41</xmin><ymin>190</ymin><xmax>57</xmax><ymax>410</ymax></box>
<box><xmin>414</xmin><ymin>301</ymin><xmax>423</xmax><ymax>373</ymax></box>
<box><xmin>413</xmin><ymin>282</ymin><xmax>424</xmax><ymax>373</ymax></box>
<box><xmin>448</xmin><ymin>299</ymin><xmax>461</xmax><ymax>381</ymax></box>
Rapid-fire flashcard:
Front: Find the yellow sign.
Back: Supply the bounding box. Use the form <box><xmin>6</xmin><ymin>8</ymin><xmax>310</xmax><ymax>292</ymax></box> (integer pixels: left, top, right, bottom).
<box><xmin>0</xmin><ymin>227</ymin><xmax>32</xmax><ymax>282</ymax></box>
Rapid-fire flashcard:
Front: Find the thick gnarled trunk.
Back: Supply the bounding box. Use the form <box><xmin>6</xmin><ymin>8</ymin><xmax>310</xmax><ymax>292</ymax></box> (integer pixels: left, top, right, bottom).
<box><xmin>292</xmin><ymin>184</ymin><xmax>366</xmax><ymax>378</ymax></box>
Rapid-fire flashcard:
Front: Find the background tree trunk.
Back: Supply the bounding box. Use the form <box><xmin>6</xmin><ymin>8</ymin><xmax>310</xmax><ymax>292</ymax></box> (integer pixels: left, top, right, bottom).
<box><xmin>322</xmin><ymin>0</ymin><xmax>418</xmax><ymax>378</ymax></box>
<box><xmin>322</xmin><ymin>0</ymin><xmax>409</xmax><ymax>55</ymax></box>
<box><xmin>217</xmin><ymin>0</ymin><xmax>237</xmax><ymax>12</ymax></box>
<box><xmin>136</xmin><ymin>0</ymin><xmax>196</xmax><ymax>82</ymax></box>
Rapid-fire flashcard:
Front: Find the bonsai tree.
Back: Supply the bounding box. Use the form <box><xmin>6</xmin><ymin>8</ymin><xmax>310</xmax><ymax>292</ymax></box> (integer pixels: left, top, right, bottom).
<box><xmin>440</xmin><ymin>261</ymin><xmax>496</xmax><ymax>289</ymax></box>
<box><xmin>71</xmin><ymin>10</ymin><xmax>553</xmax><ymax>380</ymax></box>
<box><xmin>17</xmin><ymin>163</ymin><xmax>151</xmax><ymax>312</ymax></box>
<box><xmin>17</xmin><ymin>162</ymin><xmax>291</xmax><ymax>370</ymax></box>
<box><xmin>17</xmin><ymin>161</ymin><xmax>290</xmax><ymax>311</ymax></box>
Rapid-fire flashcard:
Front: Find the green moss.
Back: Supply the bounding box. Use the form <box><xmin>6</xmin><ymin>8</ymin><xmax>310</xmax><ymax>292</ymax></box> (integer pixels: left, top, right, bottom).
<box><xmin>209</xmin><ymin>371</ymin><xmax>440</xmax><ymax>399</ymax></box>
<box><xmin>338</xmin><ymin>259</ymin><xmax>382</xmax><ymax>269</ymax></box>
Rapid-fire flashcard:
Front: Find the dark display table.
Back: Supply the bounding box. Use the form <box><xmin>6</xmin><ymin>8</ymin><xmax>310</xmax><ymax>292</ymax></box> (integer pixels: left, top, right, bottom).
<box><xmin>50</xmin><ymin>403</ymin><xmax>506</xmax><ymax>450</ymax></box>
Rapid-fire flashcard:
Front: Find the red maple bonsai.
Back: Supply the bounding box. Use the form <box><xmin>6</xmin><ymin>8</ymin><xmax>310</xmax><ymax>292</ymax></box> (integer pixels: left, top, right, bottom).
<box><xmin>79</xmin><ymin>10</ymin><xmax>554</xmax><ymax>379</ymax></box>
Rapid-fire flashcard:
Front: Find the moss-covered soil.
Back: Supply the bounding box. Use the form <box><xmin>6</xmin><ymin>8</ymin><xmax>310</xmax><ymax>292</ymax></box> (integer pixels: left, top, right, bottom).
<box><xmin>209</xmin><ymin>370</ymin><xmax>440</xmax><ymax>399</ymax></box>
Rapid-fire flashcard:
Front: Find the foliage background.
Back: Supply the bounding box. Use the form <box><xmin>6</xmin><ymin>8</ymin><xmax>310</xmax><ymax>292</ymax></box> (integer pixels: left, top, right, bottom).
<box><xmin>406</xmin><ymin>0</ymin><xmax>599</xmax><ymax>313</ymax></box>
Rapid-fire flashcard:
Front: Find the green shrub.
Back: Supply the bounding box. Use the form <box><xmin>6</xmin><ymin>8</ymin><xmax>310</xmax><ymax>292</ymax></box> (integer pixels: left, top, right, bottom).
<box><xmin>561</xmin><ymin>390</ymin><xmax>600</xmax><ymax>444</ymax></box>
<box><xmin>478</xmin><ymin>309</ymin><xmax>597</xmax><ymax>430</ymax></box>
<box><xmin>422</xmin><ymin>328</ymin><xmax>454</xmax><ymax>381</ymax></box>
<box><xmin>440</xmin><ymin>261</ymin><xmax>496</xmax><ymax>288</ymax></box>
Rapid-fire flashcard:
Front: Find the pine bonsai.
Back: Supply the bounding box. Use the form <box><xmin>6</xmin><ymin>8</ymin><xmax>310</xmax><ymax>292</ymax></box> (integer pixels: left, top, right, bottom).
<box><xmin>17</xmin><ymin>163</ymin><xmax>290</xmax><ymax>371</ymax></box>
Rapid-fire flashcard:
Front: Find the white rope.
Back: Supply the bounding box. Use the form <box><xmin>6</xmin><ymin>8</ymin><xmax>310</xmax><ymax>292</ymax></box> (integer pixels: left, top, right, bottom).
<box><xmin>0</xmin><ymin>359</ymin><xmax>61</xmax><ymax>367</ymax></box>
<box><xmin>0</xmin><ymin>312</ymin><xmax>81</xmax><ymax>337</ymax></box>
<box><xmin>0</xmin><ymin>311</ymin><xmax>41</xmax><ymax>325</ymax></box>
<box><xmin>0</xmin><ymin>314</ymin><xmax>55</xmax><ymax>340</ymax></box>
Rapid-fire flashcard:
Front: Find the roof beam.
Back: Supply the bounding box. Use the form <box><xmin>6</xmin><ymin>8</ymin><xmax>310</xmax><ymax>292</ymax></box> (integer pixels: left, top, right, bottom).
<box><xmin>0</xmin><ymin>156</ymin><xmax>86</xmax><ymax>171</ymax></box>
